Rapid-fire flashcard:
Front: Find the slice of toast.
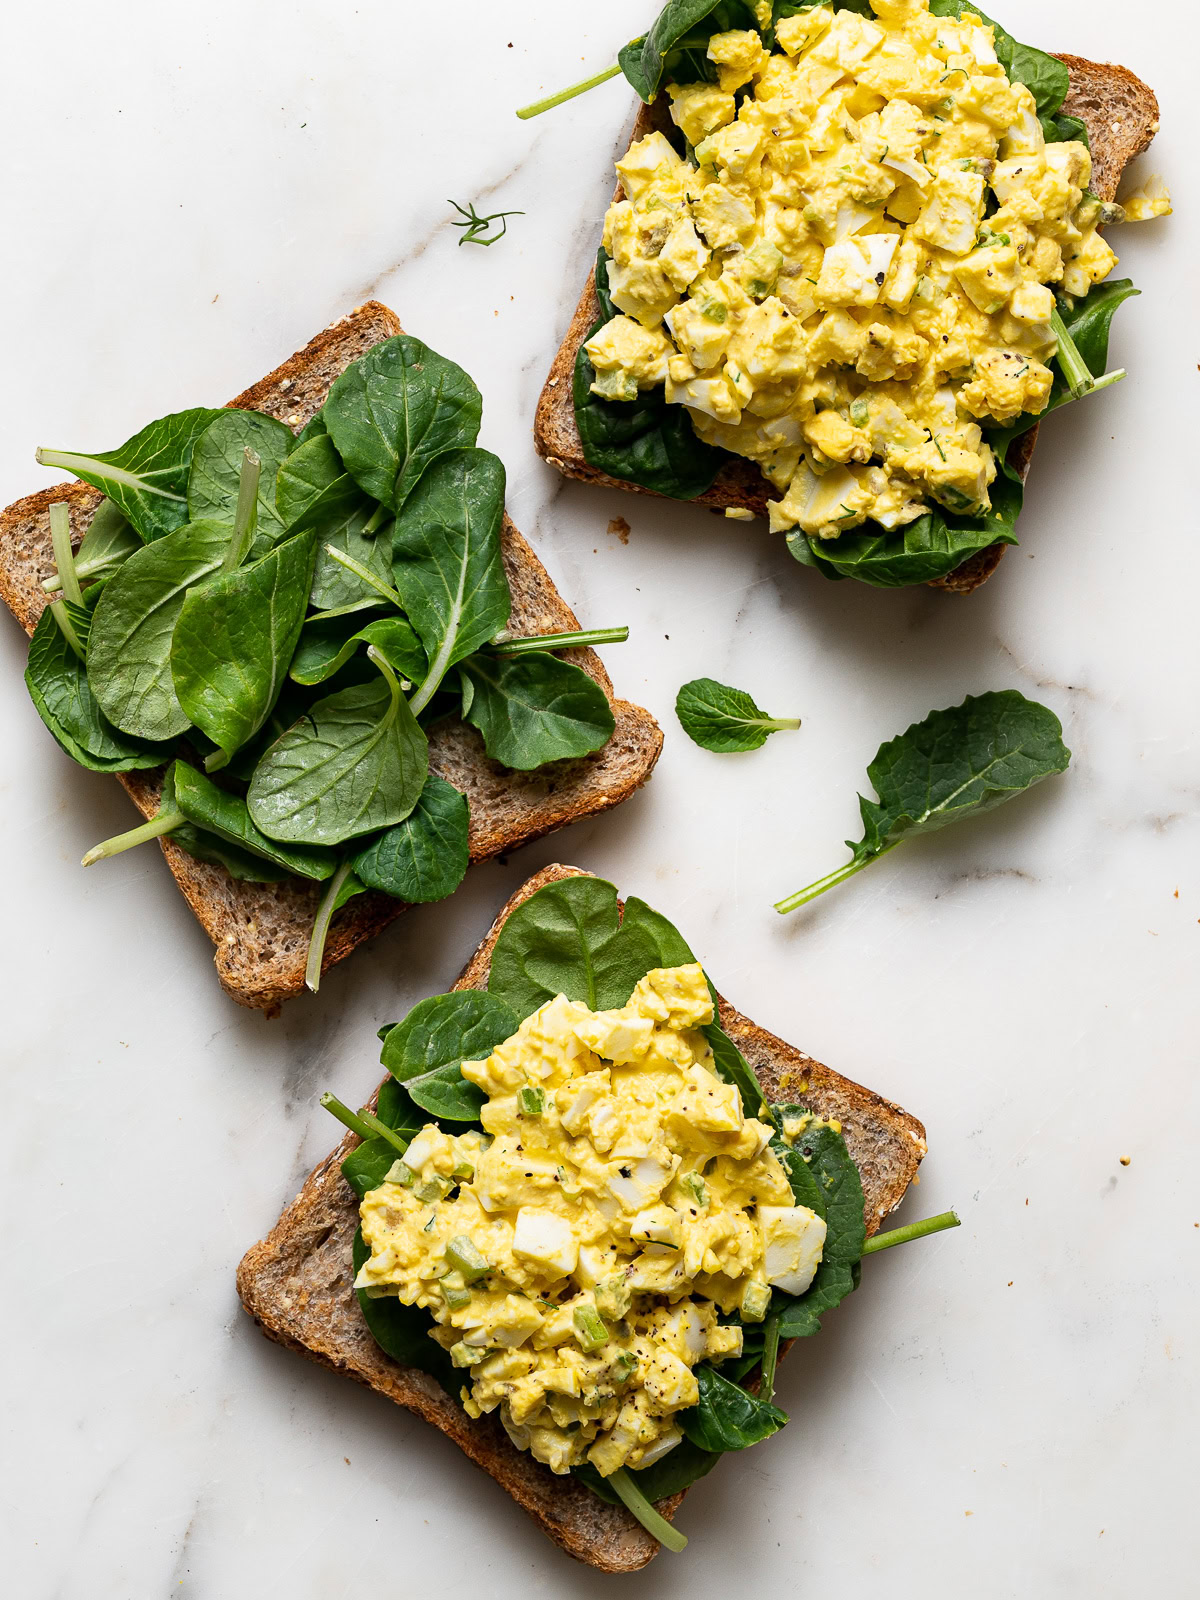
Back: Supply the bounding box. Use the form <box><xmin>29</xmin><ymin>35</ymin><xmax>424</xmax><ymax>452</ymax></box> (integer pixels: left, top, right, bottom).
<box><xmin>236</xmin><ymin>863</ymin><xmax>928</xmax><ymax>1572</ymax></box>
<box><xmin>0</xmin><ymin>305</ymin><xmax>663</xmax><ymax>1013</ymax></box>
<box><xmin>534</xmin><ymin>57</ymin><xmax>1161</xmax><ymax>595</ymax></box>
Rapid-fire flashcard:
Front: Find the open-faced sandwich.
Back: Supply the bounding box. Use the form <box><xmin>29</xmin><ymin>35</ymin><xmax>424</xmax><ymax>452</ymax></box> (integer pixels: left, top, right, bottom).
<box><xmin>0</xmin><ymin>306</ymin><xmax>663</xmax><ymax>1011</ymax></box>
<box><xmin>531</xmin><ymin>0</ymin><xmax>1168</xmax><ymax>590</ymax></box>
<box><xmin>238</xmin><ymin>866</ymin><xmax>956</xmax><ymax>1569</ymax></box>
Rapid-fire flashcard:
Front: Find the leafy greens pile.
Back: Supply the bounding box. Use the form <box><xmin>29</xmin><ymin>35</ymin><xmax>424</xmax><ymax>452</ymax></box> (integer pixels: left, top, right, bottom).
<box><xmin>545</xmin><ymin>0</ymin><xmax>1137</xmax><ymax>588</ymax></box>
<box><xmin>26</xmin><ymin>336</ymin><xmax>626</xmax><ymax>986</ymax></box>
<box><xmin>323</xmin><ymin>874</ymin><xmax>958</xmax><ymax>1549</ymax></box>
<box><xmin>775</xmin><ymin>688</ymin><xmax>1070</xmax><ymax>911</ymax></box>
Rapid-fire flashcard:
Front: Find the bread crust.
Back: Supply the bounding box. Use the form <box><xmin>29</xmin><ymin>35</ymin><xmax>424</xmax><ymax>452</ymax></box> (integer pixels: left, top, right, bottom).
<box><xmin>0</xmin><ymin>306</ymin><xmax>663</xmax><ymax>1013</ymax></box>
<box><xmin>533</xmin><ymin>57</ymin><xmax>1160</xmax><ymax>593</ymax></box>
<box><xmin>236</xmin><ymin>864</ymin><xmax>927</xmax><ymax>1571</ymax></box>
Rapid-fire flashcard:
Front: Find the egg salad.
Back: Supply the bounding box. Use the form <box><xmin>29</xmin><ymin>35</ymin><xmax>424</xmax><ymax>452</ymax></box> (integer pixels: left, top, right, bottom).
<box><xmin>354</xmin><ymin>964</ymin><xmax>826</xmax><ymax>1478</ymax></box>
<box><xmin>583</xmin><ymin>0</ymin><xmax>1122</xmax><ymax>539</ymax></box>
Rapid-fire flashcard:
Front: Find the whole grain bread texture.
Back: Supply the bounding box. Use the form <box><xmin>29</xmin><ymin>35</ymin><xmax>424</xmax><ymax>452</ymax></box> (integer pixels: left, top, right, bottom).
<box><xmin>0</xmin><ymin>305</ymin><xmax>663</xmax><ymax>1014</ymax></box>
<box><xmin>236</xmin><ymin>863</ymin><xmax>928</xmax><ymax>1572</ymax></box>
<box><xmin>534</xmin><ymin>56</ymin><xmax>1161</xmax><ymax>595</ymax></box>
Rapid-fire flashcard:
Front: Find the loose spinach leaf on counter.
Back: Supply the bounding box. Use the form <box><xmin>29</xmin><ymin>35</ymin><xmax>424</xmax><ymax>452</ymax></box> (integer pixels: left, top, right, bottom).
<box><xmin>675</xmin><ymin>677</ymin><xmax>801</xmax><ymax>753</ymax></box>
<box><xmin>351</xmin><ymin>774</ymin><xmax>470</xmax><ymax>903</ymax></box>
<box><xmin>459</xmin><ymin>652</ymin><xmax>615</xmax><ymax>769</ymax></box>
<box><xmin>574</xmin><ymin>251</ymin><xmax>725</xmax><ymax>501</ymax></box>
<box><xmin>390</xmin><ymin>448</ymin><xmax>510</xmax><ymax>706</ymax></box>
<box><xmin>323</xmin><ymin>335</ymin><xmax>482</xmax><ymax>512</ymax></box>
<box><xmin>247</xmin><ymin>653</ymin><xmax>429</xmax><ymax>846</ymax></box>
<box><xmin>36</xmin><ymin>409</ymin><xmax>226</xmax><ymax>542</ymax></box>
<box><xmin>775</xmin><ymin>689</ymin><xmax>1070</xmax><ymax>911</ymax></box>
<box><xmin>86</xmin><ymin>517</ymin><xmax>233</xmax><ymax>740</ymax></box>
<box><xmin>25</xmin><ymin>598</ymin><xmax>171</xmax><ymax>772</ymax></box>
<box><xmin>290</xmin><ymin>614</ymin><xmax>426</xmax><ymax>687</ymax></box>
<box><xmin>187</xmin><ymin>410</ymin><xmax>296</xmax><ymax>541</ymax></box>
<box><xmin>171</xmin><ymin>524</ymin><xmax>319</xmax><ymax>761</ymax></box>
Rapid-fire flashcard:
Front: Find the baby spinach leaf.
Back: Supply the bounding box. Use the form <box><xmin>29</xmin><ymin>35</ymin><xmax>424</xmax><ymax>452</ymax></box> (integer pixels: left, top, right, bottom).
<box><xmin>350</xmin><ymin>775</ymin><xmax>470</xmax><ymax>903</ymax></box>
<box><xmin>767</xmin><ymin>1112</ymin><xmax>866</xmax><ymax>1340</ymax></box>
<box><xmin>705</xmin><ymin>1025</ymin><xmax>771</xmax><ymax>1123</ymax></box>
<box><xmin>351</xmin><ymin>1227</ymin><xmax>456</xmax><ymax>1389</ymax></box>
<box><xmin>488</xmin><ymin>876</ymin><xmax>659</xmax><ymax>1016</ymax></box>
<box><xmin>42</xmin><ymin>499</ymin><xmax>139</xmax><ymax>595</ymax></box>
<box><xmin>171</xmin><ymin>760</ymin><xmax>336</xmax><ymax>879</ymax></box>
<box><xmin>86</xmin><ymin>517</ymin><xmax>232</xmax><ymax>740</ymax></box>
<box><xmin>296</xmin><ymin>411</ymin><xmax>327</xmax><ymax>445</ymax></box>
<box><xmin>618</xmin><ymin>0</ymin><xmax>760</xmax><ymax>102</ymax></box>
<box><xmin>275</xmin><ymin>433</ymin><xmax>392</xmax><ymax>611</ymax></box>
<box><xmin>619</xmin><ymin>895</ymin><xmax>697</xmax><ymax>972</ymax></box>
<box><xmin>36</xmin><ymin>409</ymin><xmax>225</xmax><ymax>542</ymax></box>
<box><xmin>187</xmin><ymin>410</ymin><xmax>295</xmax><ymax>541</ymax></box>
<box><xmin>573</xmin><ymin>251</ymin><xmax>725</xmax><ymax>501</ymax></box>
<box><xmin>788</xmin><ymin>471</ymin><xmax>1023</xmax><ymax>589</ymax></box>
<box><xmin>379</xmin><ymin>989</ymin><xmax>519</xmax><ymax>1121</ymax></box>
<box><xmin>275</xmin><ymin>433</ymin><xmax>358</xmax><ymax>527</ymax></box>
<box><xmin>170</xmin><ymin>823</ymin><xmax>291</xmax><ymax>882</ymax></box>
<box><xmin>310</xmin><ymin>504</ymin><xmax>395</xmax><ymax>612</ymax></box>
<box><xmin>323</xmin><ymin>335</ymin><xmax>482</xmax><ymax>512</ymax></box>
<box><xmin>247</xmin><ymin>651</ymin><xmax>429</xmax><ymax>845</ymax></box>
<box><xmin>928</xmin><ymin>2</ymin><xmax>1068</xmax><ymax>124</ymax></box>
<box><xmin>676</xmin><ymin>678</ymin><xmax>801</xmax><ymax>753</ymax></box>
<box><xmin>679</xmin><ymin>1364</ymin><xmax>788</xmax><ymax>1452</ymax></box>
<box><xmin>171</xmin><ymin>524</ymin><xmax>319</xmax><ymax>761</ymax></box>
<box><xmin>390</xmin><ymin>448</ymin><xmax>510</xmax><ymax>710</ymax></box>
<box><xmin>290</xmin><ymin>614</ymin><xmax>426</xmax><ymax>687</ymax></box>
<box><xmin>574</xmin><ymin>1440</ymin><xmax>720</xmax><ymax>1507</ymax></box>
<box><xmin>775</xmin><ymin>689</ymin><xmax>1070</xmax><ymax>912</ymax></box>
<box><xmin>459</xmin><ymin>652</ymin><xmax>615</xmax><ymax>770</ymax></box>
<box><xmin>24</xmin><ymin>601</ymin><xmax>170</xmax><ymax>771</ymax></box>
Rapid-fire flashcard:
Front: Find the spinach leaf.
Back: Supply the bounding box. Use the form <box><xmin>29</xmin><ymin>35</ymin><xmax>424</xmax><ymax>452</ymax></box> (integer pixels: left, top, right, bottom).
<box><xmin>574</xmin><ymin>1439</ymin><xmax>720</xmax><ymax>1506</ymax></box>
<box><xmin>247</xmin><ymin>651</ymin><xmax>429</xmax><ymax>846</ymax></box>
<box><xmin>459</xmin><ymin>652</ymin><xmax>615</xmax><ymax>770</ymax></box>
<box><xmin>990</xmin><ymin>280</ymin><xmax>1140</xmax><ymax>481</ymax></box>
<box><xmin>274</xmin><ymin>433</ymin><xmax>360</xmax><ymax>529</ymax></box>
<box><xmin>171</xmin><ymin>524</ymin><xmax>319</xmax><ymax>762</ymax></box>
<box><xmin>42</xmin><ymin>499</ymin><xmax>139</xmax><ymax>595</ymax></box>
<box><xmin>390</xmin><ymin>448</ymin><xmax>510</xmax><ymax>710</ymax></box>
<box><xmin>573</xmin><ymin>251</ymin><xmax>725</xmax><ymax>501</ymax></box>
<box><xmin>619</xmin><ymin>895</ymin><xmax>697</xmax><ymax>971</ymax></box>
<box><xmin>187</xmin><ymin>409</ymin><xmax>295</xmax><ymax>541</ymax></box>
<box><xmin>311</xmin><ymin>504</ymin><xmax>395</xmax><ymax>612</ymax></box>
<box><xmin>86</xmin><ymin>517</ymin><xmax>232</xmax><ymax>740</ymax></box>
<box><xmin>679</xmin><ymin>1364</ymin><xmax>788</xmax><ymax>1452</ymax></box>
<box><xmin>767</xmin><ymin>1112</ymin><xmax>866</xmax><ymax>1339</ymax></box>
<box><xmin>351</xmin><ymin>1227</ymin><xmax>456</xmax><ymax>1389</ymax></box>
<box><xmin>775</xmin><ymin>689</ymin><xmax>1070</xmax><ymax>912</ymax></box>
<box><xmin>171</xmin><ymin>760</ymin><xmax>336</xmax><ymax>879</ymax></box>
<box><xmin>24</xmin><ymin>602</ymin><xmax>169</xmax><ymax>772</ymax></box>
<box><xmin>275</xmin><ymin>433</ymin><xmax>393</xmax><ymax>611</ymax></box>
<box><xmin>927</xmin><ymin>1</ymin><xmax>1068</xmax><ymax>125</ymax></box>
<box><xmin>618</xmin><ymin>0</ymin><xmax>760</xmax><ymax>102</ymax></box>
<box><xmin>379</xmin><ymin>989</ymin><xmax>520</xmax><ymax>1121</ymax></box>
<box><xmin>290</xmin><ymin>615</ymin><xmax>426</xmax><ymax>687</ymax></box>
<box><xmin>675</xmin><ymin>677</ymin><xmax>800</xmax><ymax>752</ymax></box>
<box><xmin>705</xmin><ymin>1025</ymin><xmax>772</xmax><ymax>1124</ymax></box>
<box><xmin>488</xmin><ymin>876</ymin><xmax>666</xmax><ymax>1016</ymax></box>
<box><xmin>170</xmin><ymin>824</ymin><xmax>291</xmax><ymax>883</ymax></box>
<box><xmin>350</xmin><ymin>775</ymin><xmax>470</xmax><ymax>903</ymax></box>
<box><xmin>788</xmin><ymin>471</ymin><xmax>1023</xmax><ymax>588</ymax></box>
<box><xmin>342</xmin><ymin>1079</ymin><xmax>426</xmax><ymax>1197</ymax></box>
<box><xmin>36</xmin><ymin>409</ymin><xmax>225</xmax><ymax>542</ymax></box>
<box><xmin>323</xmin><ymin>335</ymin><xmax>482</xmax><ymax>512</ymax></box>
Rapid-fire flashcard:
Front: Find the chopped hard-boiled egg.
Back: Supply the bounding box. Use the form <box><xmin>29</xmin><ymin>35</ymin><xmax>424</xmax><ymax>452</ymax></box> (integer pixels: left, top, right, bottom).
<box><xmin>355</xmin><ymin>965</ymin><xmax>829</xmax><ymax>1478</ymax></box>
<box><xmin>586</xmin><ymin>0</ymin><xmax>1135</xmax><ymax>538</ymax></box>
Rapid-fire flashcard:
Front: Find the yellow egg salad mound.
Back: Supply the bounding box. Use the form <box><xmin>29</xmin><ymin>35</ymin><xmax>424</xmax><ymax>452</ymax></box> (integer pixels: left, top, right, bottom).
<box><xmin>583</xmin><ymin>0</ymin><xmax>1123</xmax><ymax>538</ymax></box>
<box><xmin>355</xmin><ymin>964</ymin><xmax>826</xmax><ymax>1477</ymax></box>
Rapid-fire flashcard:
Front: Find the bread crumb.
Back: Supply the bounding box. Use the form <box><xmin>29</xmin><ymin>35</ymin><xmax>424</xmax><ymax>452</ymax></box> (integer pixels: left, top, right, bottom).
<box><xmin>1119</xmin><ymin>1155</ymin><xmax>1131</xmax><ymax>1166</ymax></box>
<box><xmin>607</xmin><ymin>516</ymin><xmax>631</xmax><ymax>544</ymax></box>
<box><xmin>548</xmin><ymin>377</ymin><xmax>559</xmax><ymax>388</ymax></box>
<box><xmin>546</xmin><ymin>456</ymin><xmax>565</xmax><ymax>470</ymax></box>
<box><xmin>279</xmin><ymin>377</ymin><xmax>293</xmax><ymax>391</ymax></box>
<box><xmin>724</xmin><ymin>507</ymin><xmax>754</xmax><ymax>521</ymax></box>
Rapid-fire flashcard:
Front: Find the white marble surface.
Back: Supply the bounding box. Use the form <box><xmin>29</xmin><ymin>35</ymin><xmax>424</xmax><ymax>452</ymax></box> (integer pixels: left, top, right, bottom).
<box><xmin>2</xmin><ymin>2</ymin><xmax>1196</xmax><ymax>1593</ymax></box>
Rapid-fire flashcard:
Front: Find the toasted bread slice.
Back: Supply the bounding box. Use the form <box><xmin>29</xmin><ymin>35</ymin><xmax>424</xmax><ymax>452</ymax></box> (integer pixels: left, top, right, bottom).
<box><xmin>0</xmin><ymin>306</ymin><xmax>663</xmax><ymax>1013</ymax></box>
<box><xmin>236</xmin><ymin>863</ymin><xmax>927</xmax><ymax>1572</ymax></box>
<box><xmin>534</xmin><ymin>57</ymin><xmax>1160</xmax><ymax>595</ymax></box>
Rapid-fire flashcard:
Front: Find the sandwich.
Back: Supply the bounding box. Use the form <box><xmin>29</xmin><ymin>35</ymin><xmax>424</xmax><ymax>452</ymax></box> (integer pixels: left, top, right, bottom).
<box><xmin>237</xmin><ymin>864</ymin><xmax>953</xmax><ymax>1570</ymax></box>
<box><xmin>531</xmin><ymin>0</ymin><xmax>1168</xmax><ymax>591</ymax></box>
<box><xmin>0</xmin><ymin>305</ymin><xmax>663</xmax><ymax>1013</ymax></box>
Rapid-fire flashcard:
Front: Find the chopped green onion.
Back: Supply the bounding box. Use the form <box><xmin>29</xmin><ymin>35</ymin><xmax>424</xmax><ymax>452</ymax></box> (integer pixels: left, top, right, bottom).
<box><xmin>573</xmin><ymin>1304</ymin><xmax>610</xmax><ymax>1351</ymax></box>
<box><xmin>384</xmin><ymin>1159</ymin><xmax>416</xmax><ymax>1186</ymax></box>
<box><xmin>441</xmin><ymin>1281</ymin><xmax>472</xmax><ymax>1310</ymax></box>
<box><xmin>414</xmin><ymin>1176</ymin><xmax>451</xmax><ymax>1203</ymax></box>
<box><xmin>451</xmin><ymin>1340</ymin><xmax>488</xmax><ymax>1367</ymax></box>
<box><xmin>740</xmin><ymin>1280</ymin><xmax>771</xmax><ymax>1322</ymax></box>
<box><xmin>594</xmin><ymin>1274</ymin><xmax>632</xmax><ymax>1321</ymax></box>
<box><xmin>446</xmin><ymin>1236</ymin><xmax>490</xmax><ymax>1283</ymax></box>
<box><xmin>518</xmin><ymin>1085</ymin><xmax>546</xmax><ymax>1115</ymax></box>
<box><xmin>849</xmin><ymin>397</ymin><xmax>870</xmax><ymax>428</ymax></box>
<box><xmin>679</xmin><ymin>1172</ymin><xmax>708</xmax><ymax>1207</ymax></box>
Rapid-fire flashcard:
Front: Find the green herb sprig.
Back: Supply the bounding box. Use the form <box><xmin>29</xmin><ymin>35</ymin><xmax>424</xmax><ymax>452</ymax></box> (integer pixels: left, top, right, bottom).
<box><xmin>448</xmin><ymin>199</ymin><xmax>524</xmax><ymax>246</ymax></box>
